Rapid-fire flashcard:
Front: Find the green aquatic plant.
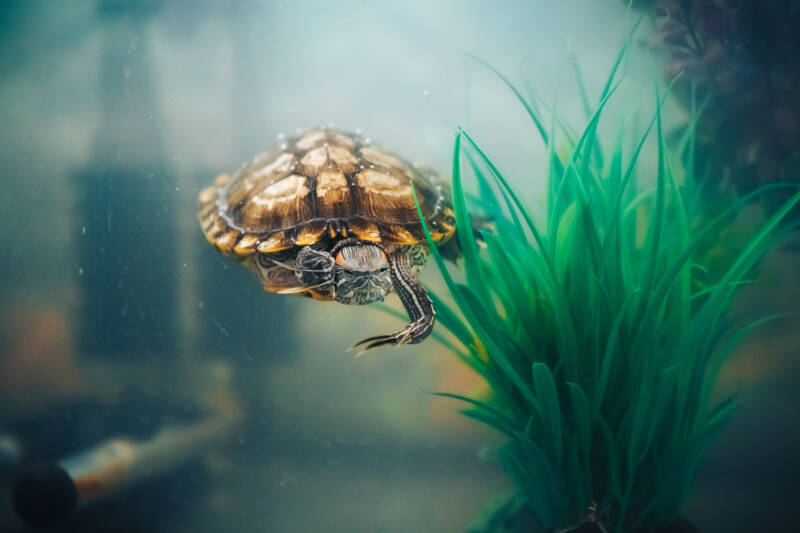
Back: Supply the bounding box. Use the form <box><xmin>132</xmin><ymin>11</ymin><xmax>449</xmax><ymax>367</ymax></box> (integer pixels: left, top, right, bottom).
<box><xmin>416</xmin><ymin>45</ymin><xmax>800</xmax><ymax>532</ymax></box>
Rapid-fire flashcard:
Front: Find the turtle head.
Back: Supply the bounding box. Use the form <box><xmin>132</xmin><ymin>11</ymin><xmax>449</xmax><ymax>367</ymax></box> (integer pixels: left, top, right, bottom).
<box><xmin>331</xmin><ymin>241</ymin><xmax>392</xmax><ymax>305</ymax></box>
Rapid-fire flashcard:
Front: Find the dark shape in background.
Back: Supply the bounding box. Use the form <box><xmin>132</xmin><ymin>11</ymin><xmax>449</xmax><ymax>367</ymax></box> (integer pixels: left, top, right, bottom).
<box><xmin>190</xmin><ymin>1</ymin><xmax>294</xmax><ymax>359</ymax></box>
<box><xmin>73</xmin><ymin>0</ymin><xmax>177</xmax><ymax>359</ymax></box>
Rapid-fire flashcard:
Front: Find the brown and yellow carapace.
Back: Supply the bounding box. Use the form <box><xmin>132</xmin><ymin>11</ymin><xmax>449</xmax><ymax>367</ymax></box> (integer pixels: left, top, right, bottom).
<box><xmin>198</xmin><ymin>128</ymin><xmax>456</xmax><ymax>352</ymax></box>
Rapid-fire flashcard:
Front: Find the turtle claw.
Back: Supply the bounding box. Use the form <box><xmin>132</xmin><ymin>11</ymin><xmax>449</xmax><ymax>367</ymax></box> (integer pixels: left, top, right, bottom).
<box><xmin>351</xmin><ymin>332</ymin><xmax>410</xmax><ymax>357</ymax></box>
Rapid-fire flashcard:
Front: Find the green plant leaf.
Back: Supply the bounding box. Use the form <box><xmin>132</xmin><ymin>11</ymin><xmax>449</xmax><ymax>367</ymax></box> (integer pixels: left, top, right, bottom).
<box><xmin>532</xmin><ymin>363</ymin><xmax>563</xmax><ymax>465</ymax></box>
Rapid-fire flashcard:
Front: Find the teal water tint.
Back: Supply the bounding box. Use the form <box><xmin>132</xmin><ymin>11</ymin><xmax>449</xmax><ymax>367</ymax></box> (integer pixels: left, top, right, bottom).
<box><xmin>3</xmin><ymin>2</ymin><xmax>800</xmax><ymax>532</ymax></box>
<box><xmin>418</xmin><ymin>38</ymin><xmax>800</xmax><ymax>532</ymax></box>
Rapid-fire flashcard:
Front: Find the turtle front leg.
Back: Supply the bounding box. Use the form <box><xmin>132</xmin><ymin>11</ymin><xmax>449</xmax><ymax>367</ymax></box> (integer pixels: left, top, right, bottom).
<box><xmin>353</xmin><ymin>246</ymin><xmax>435</xmax><ymax>353</ymax></box>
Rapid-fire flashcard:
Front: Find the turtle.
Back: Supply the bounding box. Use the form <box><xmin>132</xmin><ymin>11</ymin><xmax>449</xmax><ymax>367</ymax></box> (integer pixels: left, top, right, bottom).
<box><xmin>197</xmin><ymin>128</ymin><xmax>456</xmax><ymax>352</ymax></box>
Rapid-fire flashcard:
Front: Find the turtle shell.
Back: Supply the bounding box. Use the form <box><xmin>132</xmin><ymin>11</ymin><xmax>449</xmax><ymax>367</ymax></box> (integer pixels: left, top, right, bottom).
<box><xmin>198</xmin><ymin>128</ymin><xmax>456</xmax><ymax>259</ymax></box>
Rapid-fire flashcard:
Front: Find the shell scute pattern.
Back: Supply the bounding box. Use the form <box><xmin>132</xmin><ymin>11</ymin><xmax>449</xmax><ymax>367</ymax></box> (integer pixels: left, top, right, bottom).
<box><xmin>198</xmin><ymin>128</ymin><xmax>456</xmax><ymax>259</ymax></box>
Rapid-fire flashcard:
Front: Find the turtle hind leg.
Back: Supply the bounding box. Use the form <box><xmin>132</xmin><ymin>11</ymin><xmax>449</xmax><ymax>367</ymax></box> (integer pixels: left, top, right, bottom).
<box><xmin>435</xmin><ymin>235</ymin><xmax>462</xmax><ymax>263</ymax></box>
<box><xmin>352</xmin><ymin>247</ymin><xmax>434</xmax><ymax>355</ymax></box>
<box><xmin>435</xmin><ymin>213</ymin><xmax>493</xmax><ymax>263</ymax></box>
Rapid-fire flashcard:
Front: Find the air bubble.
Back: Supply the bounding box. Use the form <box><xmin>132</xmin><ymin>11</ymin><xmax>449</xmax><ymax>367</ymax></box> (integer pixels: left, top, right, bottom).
<box><xmin>323</xmin><ymin>142</ymin><xmax>329</xmax><ymax>147</ymax></box>
<box><xmin>295</xmin><ymin>127</ymin><xmax>303</xmax><ymax>135</ymax></box>
<box><xmin>81</xmin><ymin>226</ymin><xmax>86</xmax><ymax>235</ymax></box>
<box><xmin>364</xmin><ymin>137</ymin><xmax>371</xmax><ymax>144</ymax></box>
<box><xmin>355</xmin><ymin>127</ymin><xmax>363</xmax><ymax>135</ymax></box>
<box><xmin>344</xmin><ymin>17</ymin><xmax>351</xmax><ymax>24</ymax></box>
<box><xmin>78</xmin><ymin>267</ymin><xmax>84</xmax><ymax>276</ymax></box>
<box><xmin>280</xmin><ymin>143</ymin><xmax>288</xmax><ymax>150</ymax></box>
<box><xmin>369</xmin><ymin>164</ymin><xmax>375</xmax><ymax>169</ymax></box>
<box><xmin>288</xmin><ymin>107</ymin><xmax>296</xmax><ymax>113</ymax></box>
<box><xmin>423</xmin><ymin>89</ymin><xmax>430</xmax><ymax>97</ymax></box>
<box><xmin>277</xmin><ymin>132</ymin><xmax>286</xmax><ymax>140</ymax></box>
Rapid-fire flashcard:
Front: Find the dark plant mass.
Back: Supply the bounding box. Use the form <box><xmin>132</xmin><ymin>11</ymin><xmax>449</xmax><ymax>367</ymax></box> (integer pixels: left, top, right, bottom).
<box><xmin>634</xmin><ymin>0</ymin><xmax>800</xmax><ymax>197</ymax></box>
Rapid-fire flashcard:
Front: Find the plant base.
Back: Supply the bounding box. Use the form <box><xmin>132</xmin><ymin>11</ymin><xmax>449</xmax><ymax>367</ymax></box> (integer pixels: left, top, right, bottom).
<box><xmin>568</xmin><ymin>517</ymin><xmax>698</xmax><ymax>533</ymax></box>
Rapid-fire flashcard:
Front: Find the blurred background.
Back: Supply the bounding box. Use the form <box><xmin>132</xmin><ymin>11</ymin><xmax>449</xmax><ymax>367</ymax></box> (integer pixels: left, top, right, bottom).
<box><xmin>0</xmin><ymin>1</ymin><xmax>798</xmax><ymax>532</ymax></box>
